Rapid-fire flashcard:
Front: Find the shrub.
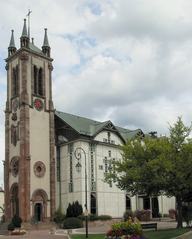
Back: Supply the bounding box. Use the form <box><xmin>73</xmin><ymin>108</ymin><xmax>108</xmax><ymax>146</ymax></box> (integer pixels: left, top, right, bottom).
<box><xmin>66</xmin><ymin>201</ymin><xmax>83</xmax><ymax>218</ymax></box>
<box><xmin>78</xmin><ymin>213</ymin><xmax>85</xmax><ymax>220</ymax></box>
<box><xmin>134</xmin><ymin>209</ymin><xmax>151</xmax><ymax>217</ymax></box>
<box><xmin>12</xmin><ymin>214</ymin><xmax>22</xmax><ymax>228</ymax></box>
<box><xmin>97</xmin><ymin>215</ymin><xmax>112</xmax><ymax>220</ymax></box>
<box><xmin>1</xmin><ymin>214</ymin><xmax>5</xmax><ymax>222</ymax></box>
<box><xmin>7</xmin><ymin>222</ymin><xmax>15</xmax><ymax>231</ymax></box>
<box><xmin>182</xmin><ymin>204</ymin><xmax>192</xmax><ymax>226</ymax></box>
<box><xmin>163</xmin><ymin>213</ymin><xmax>169</xmax><ymax>217</ymax></box>
<box><xmin>78</xmin><ymin>213</ymin><xmax>112</xmax><ymax>221</ymax></box>
<box><xmin>89</xmin><ymin>214</ymin><xmax>98</xmax><ymax>221</ymax></box>
<box><xmin>63</xmin><ymin>217</ymin><xmax>83</xmax><ymax>229</ymax></box>
<box><xmin>105</xmin><ymin>219</ymin><xmax>147</xmax><ymax>238</ymax></box>
<box><xmin>123</xmin><ymin>210</ymin><xmax>136</xmax><ymax>220</ymax></box>
<box><xmin>54</xmin><ymin>206</ymin><xmax>65</xmax><ymax>227</ymax></box>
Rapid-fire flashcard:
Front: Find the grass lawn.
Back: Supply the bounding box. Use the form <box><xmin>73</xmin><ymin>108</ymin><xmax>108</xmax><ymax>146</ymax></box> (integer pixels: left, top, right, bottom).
<box><xmin>145</xmin><ymin>228</ymin><xmax>192</xmax><ymax>239</ymax></box>
<box><xmin>69</xmin><ymin>228</ymin><xmax>192</xmax><ymax>239</ymax></box>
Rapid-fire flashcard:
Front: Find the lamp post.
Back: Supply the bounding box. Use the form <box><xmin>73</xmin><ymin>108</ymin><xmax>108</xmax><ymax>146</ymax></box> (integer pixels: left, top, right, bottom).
<box><xmin>74</xmin><ymin>147</ymin><xmax>88</xmax><ymax>238</ymax></box>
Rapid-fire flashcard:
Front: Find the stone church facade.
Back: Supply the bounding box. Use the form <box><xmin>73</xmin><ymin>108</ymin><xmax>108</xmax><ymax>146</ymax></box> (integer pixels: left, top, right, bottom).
<box><xmin>4</xmin><ymin>20</ymin><xmax>175</xmax><ymax>222</ymax></box>
<box><xmin>4</xmin><ymin>19</ymin><xmax>55</xmax><ymax>222</ymax></box>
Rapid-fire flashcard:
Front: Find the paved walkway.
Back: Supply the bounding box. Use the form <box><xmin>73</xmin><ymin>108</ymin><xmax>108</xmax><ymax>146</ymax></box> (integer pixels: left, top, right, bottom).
<box><xmin>0</xmin><ymin>220</ymin><xmax>191</xmax><ymax>239</ymax></box>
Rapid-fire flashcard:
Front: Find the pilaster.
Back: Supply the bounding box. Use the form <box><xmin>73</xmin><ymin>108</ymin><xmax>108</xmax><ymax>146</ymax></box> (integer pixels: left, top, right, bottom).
<box><xmin>49</xmin><ymin>63</ymin><xmax>55</xmax><ymax>220</ymax></box>
<box><xmin>19</xmin><ymin>51</ymin><xmax>30</xmax><ymax>222</ymax></box>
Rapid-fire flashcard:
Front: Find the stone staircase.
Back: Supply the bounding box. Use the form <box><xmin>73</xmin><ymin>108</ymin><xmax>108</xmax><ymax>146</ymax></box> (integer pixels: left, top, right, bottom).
<box><xmin>0</xmin><ymin>220</ymin><xmax>10</xmax><ymax>235</ymax></box>
<box><xmin>23</xmin><ymin>221</ymin><xmax>60</xmax><ymax>231</ymax></box>
<box><xmin>151</xmin><ymin>217</ymin><xmax>175</xmax><ymax>222</ymax></box>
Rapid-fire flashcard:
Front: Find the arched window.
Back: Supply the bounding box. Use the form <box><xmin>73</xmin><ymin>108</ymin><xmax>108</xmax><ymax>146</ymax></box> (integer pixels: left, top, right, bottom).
<box><xmin>13</xmin><ymin>67</ymin><xmax>18</xmax><ymax>96</ymax></box>
<box><xmin>34</xmin><ymin>66</ymin><xmax>37</xmax><ymax>94</ymax></box>
<box><xmin>38</xmin><ymin>68</ymin><xmax>43</xmax><ymax>96</ymax></box>
<box><xmin>34</xmin><ymin>66</ymin><xmax>43</xmax><ymax>96</ymax></box>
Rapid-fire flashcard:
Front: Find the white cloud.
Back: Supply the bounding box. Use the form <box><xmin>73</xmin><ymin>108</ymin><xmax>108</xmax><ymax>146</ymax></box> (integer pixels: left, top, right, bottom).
<box><xmin>1</xmin><ymin>0</ymin><xmax>192</xmax><ymax>187</ymax></box>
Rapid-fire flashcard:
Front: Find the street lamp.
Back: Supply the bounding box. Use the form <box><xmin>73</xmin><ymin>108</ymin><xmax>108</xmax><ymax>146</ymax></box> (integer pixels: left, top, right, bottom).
<box><xmin>74</xmin><ymin>147</ymin><xmax>88</xmax><ymax>238</ymax></box>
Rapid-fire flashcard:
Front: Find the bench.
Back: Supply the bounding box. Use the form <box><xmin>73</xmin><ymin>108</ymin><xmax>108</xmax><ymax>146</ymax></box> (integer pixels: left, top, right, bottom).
<box><xmin>141</xmin><ymin>223</ymin><xmax>157</xmax><ymax>230</ymax></box>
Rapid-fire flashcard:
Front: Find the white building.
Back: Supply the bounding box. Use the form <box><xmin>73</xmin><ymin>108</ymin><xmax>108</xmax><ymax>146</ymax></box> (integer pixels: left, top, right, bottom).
<box><xmin>55</xmin><ymin>111</ymin><xmax>175</xmax><ymax>218</ymax></box>
<box><xmin>0</xmin><ymin>187</ymin><xmax>4</xmax><ymax>219</ymax></box>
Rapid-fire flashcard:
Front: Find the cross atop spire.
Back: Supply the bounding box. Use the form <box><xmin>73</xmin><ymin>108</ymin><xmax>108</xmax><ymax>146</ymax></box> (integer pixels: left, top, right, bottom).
<box><xmin>26</xmin><ymin>9</ymin><xmax>32</xmax><ymax>40</ymax></box>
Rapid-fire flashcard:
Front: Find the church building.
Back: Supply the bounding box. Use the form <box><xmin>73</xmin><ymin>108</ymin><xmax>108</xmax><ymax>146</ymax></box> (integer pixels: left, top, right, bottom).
<box><xmin>4</xmin><ymin>20</ymin><xmax>175</xmax><ymax>222</ymax></box>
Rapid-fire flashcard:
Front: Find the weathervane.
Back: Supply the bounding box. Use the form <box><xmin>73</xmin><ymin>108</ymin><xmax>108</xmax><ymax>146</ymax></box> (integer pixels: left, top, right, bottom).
<box><xmin>26</xmin><ymin>8</ymin><xmax>32</xmax><ymax>41</ymax></box>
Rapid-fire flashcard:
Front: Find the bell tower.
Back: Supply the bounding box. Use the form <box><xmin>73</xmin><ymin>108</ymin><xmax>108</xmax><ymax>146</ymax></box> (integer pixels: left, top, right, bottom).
<box><xmin>4</xmin><ymin>19</ymin><xmax>55</xmax><ymax>222</ymax></box>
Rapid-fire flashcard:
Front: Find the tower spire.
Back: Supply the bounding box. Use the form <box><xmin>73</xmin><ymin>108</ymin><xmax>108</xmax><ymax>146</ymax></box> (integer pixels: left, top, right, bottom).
<box><xmin>21</xmin><ymin>19</ymin><xmax>28</xmax><ymax>37</ymax></box>
<box><xmin>20</xmin><ymin>19</ymin><xmax>29</xmax><ymax>48</ymax></box>
<box><xmin>8</xmin><ymin>30</ymin><xmax>17</xmax><ymax>57</ymax></box>
<box><xmin>42</xmin><ymin>28</ymin><xmax>51</xmax><ymax>57</ymax></box>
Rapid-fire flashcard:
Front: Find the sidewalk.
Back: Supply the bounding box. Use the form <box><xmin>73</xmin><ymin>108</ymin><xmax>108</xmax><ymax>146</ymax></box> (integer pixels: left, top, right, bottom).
<box><xmin>0</xmin><ymin>220</ymin><xmax>191</xmax><ymax>239</ymax></box>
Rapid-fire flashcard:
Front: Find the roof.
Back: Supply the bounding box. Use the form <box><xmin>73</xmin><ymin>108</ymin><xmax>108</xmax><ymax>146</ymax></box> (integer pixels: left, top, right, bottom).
<box><xmin>9</xmin><ymin>30</ymin><xmax>16</xmax><ymax>48</ymax></box>
<box><xmin>55</xmin><ymin>111</ymin><xmax>144</xmax><ymax>141</ymax></box>
<box><xmin>43</xmin><ymin>29</ymin><xmax>50</xmax><ymax>47</ymax></box>
<box><xmin>21</xmin><ymin>19</ymin><xmax>28</xmax><ymax>38</ymax></box>
<box><xmin>29</xmin><ymin>42</ymin><xmax>44</xmax><ymax>55</ymax></box>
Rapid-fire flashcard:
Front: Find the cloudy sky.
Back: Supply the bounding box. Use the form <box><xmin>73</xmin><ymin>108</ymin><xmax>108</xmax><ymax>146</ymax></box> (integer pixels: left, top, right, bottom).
<box><xmin>1</xmin><ymin>0</ymin><xmax>192</xmax><ymax>187</ymax></box>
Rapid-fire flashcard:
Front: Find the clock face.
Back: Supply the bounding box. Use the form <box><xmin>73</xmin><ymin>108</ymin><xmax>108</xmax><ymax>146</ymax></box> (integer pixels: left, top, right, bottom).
<box><xmin>34</xmin><ymin>99</ymin><xmax>44</xmax><ymax>111</ymax></box>
<box><xmin>13</xmin><ymin>99</ymin><xmax>18</xmax><ymax>112</ymax></box>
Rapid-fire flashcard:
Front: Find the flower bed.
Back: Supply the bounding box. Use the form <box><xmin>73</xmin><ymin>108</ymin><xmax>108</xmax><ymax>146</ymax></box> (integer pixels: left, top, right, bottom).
<box><xmin>168</xmin><ymin>208</ymin><xmax>178</xmax><ymax>219</ymax></box>
<box><xmin>135</xmin><ymin>210</ymin><xmax>151</xmax><ymax>221</ymax></box>
<box><xmin>105</xmin><ymin>219</ymin><xmax>148</xmax><ymax>239</ymax></box>
<box><xmin>11</xmin><ymin>229</ymin><xmax>27</xmax><ymax>236</ymax></box>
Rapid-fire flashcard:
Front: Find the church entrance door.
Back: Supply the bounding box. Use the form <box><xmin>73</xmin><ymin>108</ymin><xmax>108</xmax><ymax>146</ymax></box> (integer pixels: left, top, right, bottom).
<box><xmin>35</xmin><ymin>203</ymin><xmax>42</xmax><ymax>221</ymax></box>
<box><xmin>11</xmin><ymin>184</ymin><xmax>19</xmax><ymax>217</ymax></box>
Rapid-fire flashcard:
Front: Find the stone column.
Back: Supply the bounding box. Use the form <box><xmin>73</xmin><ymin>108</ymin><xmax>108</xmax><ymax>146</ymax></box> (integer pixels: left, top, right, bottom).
<box><xmin>19</xmin><ymin>51</ymin><xmax>31</xmax><ymax>222</ymax></box>
<box><xmin>4</xmin><ymin>63</ymin><xmax>11</xmax><ymax>221</ymax></box>
<box><xmin>48</xmin><ymin>62</ymin><xmax>55</xmax><ymax>220</ymax></box>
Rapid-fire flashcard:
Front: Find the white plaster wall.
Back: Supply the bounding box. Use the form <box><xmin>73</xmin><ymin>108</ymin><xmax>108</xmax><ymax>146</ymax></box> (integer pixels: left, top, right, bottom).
<box><xmin>94</xmin><ymin>131</ymin><xmax>122</xmax><ymax>145</ymax></box>
<box><xmin>59</xmin><ymin>138</ymin><xmax>127</xmax><ymax>217</ymax></box>
<box><xmin>30</xmin><ymin>108</ymin><xmax>50</xmax><ymax>200</ymax></box>
<box><xmin>0</xmin><ymin>191</ymin><xmax>4</xmax><ymax>217</ymax></box>
<box><xmin>158</xmin><ymin>195</ymin><xmax>176</xmax><ymax>216</ymax></box>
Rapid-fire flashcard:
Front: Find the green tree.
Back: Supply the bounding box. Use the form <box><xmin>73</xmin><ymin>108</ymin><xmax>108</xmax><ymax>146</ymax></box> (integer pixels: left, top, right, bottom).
<box><xmin>104</xmin><ymin>116</ymin><xmax>192</xmax><ymax>228</ymax></box>
<box><xmin>66</xmin><ymin>200</ymin><xmax>83</xmax><ymax>218</ymax></box>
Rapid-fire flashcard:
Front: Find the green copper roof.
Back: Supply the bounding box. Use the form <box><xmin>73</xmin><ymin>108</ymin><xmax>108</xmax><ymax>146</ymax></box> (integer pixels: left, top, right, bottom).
<box><xmin>9</xmin><ymin>30</ymin><xmax>16</xmax><ymax>48</ymax></box>
<box><xmin>21</xmin><ymin>19</ymin><xmax>28</xmax><ymax>37</ymax></box>
<box><xmin>55</xmin><ymin>111</ymin><xmax>144</xmax><ymax>141</ymax></box>
<box><xmin>29</xmin><ymin>42</ymin><xmax>44</xmax><ymax>54</ymax></box>
<box><xmin>43</xmin><ymin>28</ymin><xmax>50</xmax><ymax>47</ymax></box>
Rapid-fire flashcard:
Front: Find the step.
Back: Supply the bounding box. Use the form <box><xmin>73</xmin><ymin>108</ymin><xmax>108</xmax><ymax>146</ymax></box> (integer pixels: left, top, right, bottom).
<box><xmin>23</xmin><ymin>221</ymin><xmax>60</xmax><ymax>231</ymax></box>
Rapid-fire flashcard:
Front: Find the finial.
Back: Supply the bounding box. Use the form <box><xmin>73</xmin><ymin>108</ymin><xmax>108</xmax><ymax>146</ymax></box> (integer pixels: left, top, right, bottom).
<box><xmin>8</xmin><ymin>29</ymin><xmax>17</xmax><ymax>57</ymax></box>
<box><xmin>21</xmin><ymin>18</ymin><xmax>28</xmax><ymax>37</ymax></box>
<box><xmin>9</xmin><ymin>30</ymin><xmax>16</xmax><ymax>47</ymax></box>
<box><xmin>43</xmin><ymin>28</ymin><xmax>50</xmax><ymax>47</ymax></box>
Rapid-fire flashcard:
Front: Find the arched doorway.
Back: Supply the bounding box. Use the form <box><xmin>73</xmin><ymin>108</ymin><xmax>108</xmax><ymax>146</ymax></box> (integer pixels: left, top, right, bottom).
<box><xmin>34</xmin><ymin>203</ymin><xmax>42</xmax><ymax>221</ymax></box>
<box><xmin>31</xmin><ymin>189</ymin><xmax>48</xmax><ymax>222</ymax></box>
<box><xmin>9</xmin><ymin>183</ymin><xmax>19</xmax><ymax>217</ymax></box>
